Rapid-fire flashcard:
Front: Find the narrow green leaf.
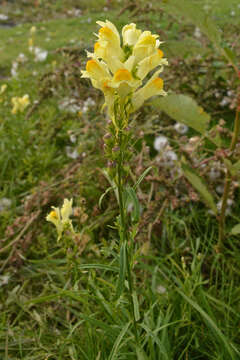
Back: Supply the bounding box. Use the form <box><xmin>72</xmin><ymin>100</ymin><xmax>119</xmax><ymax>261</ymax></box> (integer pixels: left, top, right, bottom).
<box><xmin>78</xmin><ymin>264</ymin><xmax>119</xmax><ymax>272</ymax></box>
<box><xmin>182</xmin><ymin>163</ymin><xmax>217</xmax><ymax>214</ymax></box>
<box><xmin>108</xmin><ymin>322</ymin><xmax>130</xmax><ymax>360</ymax></box>
<box><xmin>152</xmin><ymin>94</ymin><xmax>209</xmax><ymax>135</ymax></box>
<box><xmin>124</xmin><ymin>186</ymin><xmax>140</xmax><ymax>223</ymax></box>
<box><xmin>99</xmin><ymin>186</ymin><xmax>115</xmax><ymax>209</ymax></box>
<box><xmin>116</xmin><ymin>242</ymin><xmax>127</xmax><ymax>299</ymax></box>
<box><xmin>132</xmin><ymin>291</ymin><xmax>140</xmax><ymax>321</ymax></box>
<box><xmin>133</xmin><ymin>166</ymin><xmax>152</xmax><ymax>190</ymax></box>
<box><xmin>230</xmin><ymin>224</ymin><xmax>240</xmax><ymax>236</ymax></box>
<box><xmin>100</xmin><ymin>168</ymin><xmax>119</xmax><ymax>203</ymax></box>
<box><xmin>177</xmin><ymin>288</ymin><xmax>238</xmax><ymax>359</ymax></box>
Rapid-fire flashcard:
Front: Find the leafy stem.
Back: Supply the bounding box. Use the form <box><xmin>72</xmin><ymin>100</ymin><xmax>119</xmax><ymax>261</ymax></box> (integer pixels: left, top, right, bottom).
<box><xmin>217</xmin><ymin>105</ymin><xmax>240</xmax><ymax>251</ymax></box>
<box><xmin>115</xmin><ymin>105</ymin><xmax>139</xmax><ymax>346</ymax></box>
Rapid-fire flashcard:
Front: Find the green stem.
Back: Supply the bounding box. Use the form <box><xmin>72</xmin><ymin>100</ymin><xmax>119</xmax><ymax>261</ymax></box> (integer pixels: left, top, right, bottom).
<box><xmin>116</xmin><ymin>123</ymin><xmax>139</xmax><ymax>345</ymax></box>
<box><xmin>217</xmin><ymin>107</ymin><xmax>240</xmax><ymax>251</ymax></box>
<box><xmin>126</xmin><ymin>245</ymin><xmax>139</xmax><ymax>345</ymax></box>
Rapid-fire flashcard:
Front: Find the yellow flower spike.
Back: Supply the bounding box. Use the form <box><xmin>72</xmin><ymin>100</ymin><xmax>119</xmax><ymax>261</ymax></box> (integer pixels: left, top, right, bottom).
<box><xmin>11</xmin><ymin>94</ymin><xmax>30</xmax><ymax>114</ymax></box>
<box><xmin>46</xmin><ymin>198</ymin><xmax>74</xmax><ymax>241</ymax></box>
<box><xmin>0</xmin><ymin>84</ymin><xmax>7</xmax><ymax>94</ymax></box>
<box><xmin>30</xmin><ymin>26</ymin><xmax>36</xmax><ymax>35</ymax></box>
<box><xmin>28</xmin><ymin>38</ymin><xmax>34</xmax><ymax>47</ymax></box>
<box><xmin>81</xmin><ymin>21</ymin><xmax>168</xmax><ymax>119</ymax></box>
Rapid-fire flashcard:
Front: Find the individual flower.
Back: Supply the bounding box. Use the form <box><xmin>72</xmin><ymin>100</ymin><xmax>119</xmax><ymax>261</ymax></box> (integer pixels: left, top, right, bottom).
<box><xmin>0</xmin><ymin>197</ymin><xmax>12</xmax><ymax>213</ymax></box>
<box><xmin>217</xmin><ymin>199</ymin><xmax>234</xmax><ymax>216</ymax></box>
<box><xmin>0</xmin><ymin>14</ymin><xmax>8</xmax><ymax>21</ymax></box>
<box><xmin>11</xmin><ymin>94</ymin><xmax>30</xmax><ymax>114</ymax></box>
<box><xmin>17</xmin><ymin>53</ymin><xmax>27</xmax><ymax>63</ymax></box>
<box><xmin>34</xmin><ymin>47</ymin><xmax>48</xmax><ymax>62</ymax></box>
<box><xmin>65</xmin><ymin>146</ymin><xmax>79</xmax><ymax>159</ymax></box>
<box><xmin>162</xmin><ymin>150</ymin><xmax>178</xmax><ymax>167</ymax></box>
<box><xmin>30</xmin><ymin>26</ymin><xmax>36</xmax><ymax>35</ymax></box>
<box><xmin>174</xmin><ymin>122</ymin><xmax>188</xmax><ymax>134</ymax></box>
<box><xmin>11</xmin><ymin>61</ymin><xmax>18</xmax><ymax>78</ymax></box>
<box><xmin>0</xmin><ymin>84</ymin><xmax>7</xmax><ymax>94</ymax></box>
<box><xmin>46</xmin><ymin>198</ymin><xmax>74</xmax><ymax>241</ymax></box>
<box><xmin>81</xmin><ymin>20</ymin><xmax>168</xmax><ymax>121</ymax></box>
<box><xmin>154</xmin><ymin>135</ymin><xmax>168</xmax><ymax>152</ymax></box>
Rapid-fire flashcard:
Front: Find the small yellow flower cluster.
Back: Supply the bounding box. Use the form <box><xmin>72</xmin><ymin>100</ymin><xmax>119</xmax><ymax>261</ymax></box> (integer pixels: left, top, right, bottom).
<box><xmin>0</xmin><ymin>84</ymin><xmax>7</xmax><ymax>104</ymax></box>
<box><xmin>81</xmin><ymin>21</ymin><xmax>168</xmax><ymax>119</ymax></box>
<box><xmin>0</xmin><ymin>84</ymin><xmax>7</xmax><ymax>95</ymax></box>
<box><xmin>11</xmin><ymin>94</ymin><xmax>30</xmax><ymax>114</ymax></box>
<box><xmin>46</xmin><ymin>198</ymin><xmax>74</xmax><ymax>241</ymax></box>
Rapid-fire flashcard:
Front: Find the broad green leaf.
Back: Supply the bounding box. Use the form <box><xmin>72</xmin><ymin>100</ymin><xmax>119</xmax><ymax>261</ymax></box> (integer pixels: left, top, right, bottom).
<box><xmin>230</xmin><ymin>224</ymin><xmax>240</xmax><ymax>236</ymax></box>
<box><xmin>116</xmin><ymin>242</ymin><xmax>127</xmax><ymax>299</ymax></box>
<box><xmin>182</xmin><ymin>163</ymin><xmax>217</xmax><ymax>214</ymax></box>
<box><xmin>152</xmin><ymin>94</ymin><xmax>210</xmax><ymax>135</ymax></box>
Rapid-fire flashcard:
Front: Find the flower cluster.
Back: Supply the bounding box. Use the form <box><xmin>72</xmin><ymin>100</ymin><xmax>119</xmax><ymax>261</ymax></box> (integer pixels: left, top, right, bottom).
<box><xmin>46</xmin><ymin>198</ymin><xmax>74</xmax><ymax>241</ymax></box>
<box><xmin>81</xmin><ymin>21</ymin><xmax>168</xmax><ymax>119</ymax></box>
<box><xmin>11</xmin><ymin>94</ymin><xmax>30</xmax><ymax>114</ymax></box>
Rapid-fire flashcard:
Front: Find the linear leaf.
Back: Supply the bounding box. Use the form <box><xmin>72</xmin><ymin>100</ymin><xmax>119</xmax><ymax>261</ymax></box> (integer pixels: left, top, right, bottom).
<box><xmin>108</xmin><ymin>322</ymin><xmax>130</xmax><ymax>360</ymax></box>
<box><xmin>134</xmin><ymin>166</ymin><xmax>152</xmax><ymax>190</ymax></box>
<box><xmin>132</xmin><ymin>291</ymin><xmax>140</xmax><ymax>322</ymax></box>
<box><xmin>78</xmin><ymin>264</ymin><xmax>119</xmax><ymax>272</ymax></box>
<box><xmin>116</xmin><ymin>242</ymin><xmax>127</xmax><ymax>299</ymax></box>
<box><xmin>177</xmin><ymin>288</ymin><xmax>238</xmax><ymax>359</ymax></box>
<box><xmin>124</xmin><ymin>186</ymin><xmax>140</xmax><ymax>224</ymax></box>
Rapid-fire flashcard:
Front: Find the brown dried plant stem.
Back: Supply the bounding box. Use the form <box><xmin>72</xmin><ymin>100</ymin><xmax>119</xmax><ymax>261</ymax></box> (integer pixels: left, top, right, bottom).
<box><xmin>218</xmin><ymin>106</ymin><xmax>240</xmax><ymax>251</ymax></box>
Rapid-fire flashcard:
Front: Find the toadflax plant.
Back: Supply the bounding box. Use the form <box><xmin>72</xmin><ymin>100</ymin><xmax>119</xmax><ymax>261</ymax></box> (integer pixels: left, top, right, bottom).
<box><xmin>47</xmin><ymin>20</ymin><xmax>168</xmax><ymax>351</ymax></box>
<box><xmin>81</xmin><ymin>20</ymin><xmax>168</xmax><ymax>346</ymax></box>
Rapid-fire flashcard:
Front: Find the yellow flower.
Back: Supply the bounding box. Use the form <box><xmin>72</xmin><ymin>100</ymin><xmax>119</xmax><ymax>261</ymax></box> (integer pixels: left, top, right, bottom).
<box><xmin>28</xmin><ymin>38</ymin><xmax>34</xmax><ymax>48</ymax></box>
<box><xmin>136</xmin><ymin>49</ymin><xmax>167</xmax><ymax>80</ymax></box>
<box><xmin>0</xmin><ymin>84</ymin><xmax>7</xmax><ymax>95</ymax></box>
<box><xmin>122</xmin><ymin>23</ymin><xmax>142</xmax><ymax>46</ymax></box>
<box><xmin>132</xmin><ymin>71</ymin><xmax>166</xmax><ymax>111</ymax></box>
<box><xmin>30</xmin><ymin>26</ymin><xmax>36</xmax><ymax>35</ymax></box>
<box><xmin>11</xmin><ymin>94</ymin><xmax>30</xmax><ymax>114</ymax></box>
<box><xmin>81</xmin><ymin>20</ymin><xmax>168</xmax><ymax>118</ymax></box>
<box><xmin>46</xmin><ymin>198</ymin><xmax>74</xmax><ymax>241</ymax></box>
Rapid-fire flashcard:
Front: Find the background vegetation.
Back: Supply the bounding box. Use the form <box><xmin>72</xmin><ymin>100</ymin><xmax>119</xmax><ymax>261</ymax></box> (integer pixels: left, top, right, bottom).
<box><xmin>0</xmin><ymin>0</ymin><xmax>240</xmax><ymax>358</ymax></box>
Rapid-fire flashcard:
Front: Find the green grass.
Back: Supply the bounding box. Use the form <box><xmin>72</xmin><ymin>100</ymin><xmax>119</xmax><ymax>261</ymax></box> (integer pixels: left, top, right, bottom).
<box><xmin>1</xmin><ymin>0</ymin><xmax>240</xmax><ymax>359</ymax></box>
